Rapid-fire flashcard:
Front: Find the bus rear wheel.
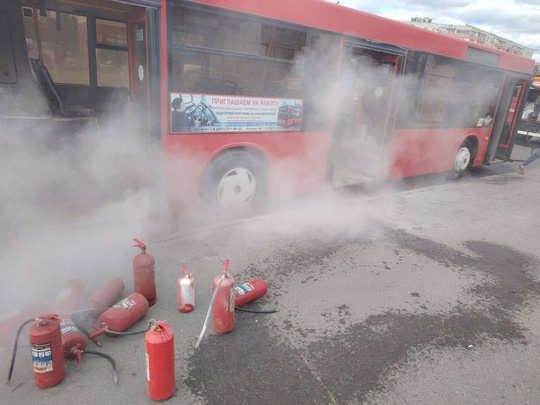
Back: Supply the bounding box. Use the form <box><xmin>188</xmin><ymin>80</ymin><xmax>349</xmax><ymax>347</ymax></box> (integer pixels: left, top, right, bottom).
<box><xmin>448</xmin><ymin>140</ymin><xmax>473</xmax><ymax>180</ymax></box>
<box><xmin>201</xmin><ymin>150</ymin><xmax>267</xmax><ymax>213</ymax></box>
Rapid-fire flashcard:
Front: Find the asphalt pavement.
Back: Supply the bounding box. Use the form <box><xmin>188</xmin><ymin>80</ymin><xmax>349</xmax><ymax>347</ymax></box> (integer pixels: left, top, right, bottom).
<box><xmin>1</xmin><ymin>159</ymin><xmax>540</xmax><ymax>405</ymax></box>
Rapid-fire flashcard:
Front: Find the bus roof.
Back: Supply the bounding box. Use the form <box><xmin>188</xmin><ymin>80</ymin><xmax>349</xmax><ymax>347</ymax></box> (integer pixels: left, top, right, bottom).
<box><xmin>191</xmin><ymin>0</ymin><xmax>535</xmax><ymax>75</ymax></box>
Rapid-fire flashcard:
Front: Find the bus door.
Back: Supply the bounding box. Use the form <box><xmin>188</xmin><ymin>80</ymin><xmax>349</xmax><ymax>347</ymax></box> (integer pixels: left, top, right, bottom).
<box><xmin>487</xmin><ymin>77</ymin><xmax>529</xmax><ymax>162</ymax></box>
<box><xmin>332</xmin><ymin>44</ymin><xmax>399</xmax><ymax>184</ymax></box>
<box><xmin>127</xmin><ymin>9</ymin><xmax>150</xmax><ymax>139</ymax></box>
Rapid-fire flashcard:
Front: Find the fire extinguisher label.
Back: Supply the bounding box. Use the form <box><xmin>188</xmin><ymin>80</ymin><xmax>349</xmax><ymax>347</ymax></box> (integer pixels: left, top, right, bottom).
<box><xmin>229</xmin><ymin>288</ymin><xmax>235</xmax><ymax>311</ymax></box>
<box><xmin>60</xmin><ymin>320</ymin><xmax>78</xmax><ymax>336</ymax></box>
<box><xmin>234</xmin><ymin>283</ymin><xmax>254</xmax><ymax>296</ymax></box>
<box><xmin>114</xmin><ymin>298</ymin><xmax>136</xmax><ymax>310</ymax></box>
<box><xmin>145</xmin><ymin>352</ymin><xmax>150</xmax><ymax>381</ymax></box>
<box><xmin>31</xmin><ymin>342</ymin><xmax>54</xmax><ymax>373</ymax></box>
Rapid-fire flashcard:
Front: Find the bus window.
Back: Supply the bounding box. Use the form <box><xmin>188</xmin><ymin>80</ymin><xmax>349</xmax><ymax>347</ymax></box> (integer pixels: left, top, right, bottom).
<box><xmin>417</xmin><ymin>56</ymin><xmax>460</xmax><ymax>125</ymax></box>
<box><xmin>0</xmin><ymin>11</ymin><xmax>17</xmax><ymax>84</ymax></box>
<box><xmin>398</xmin><ymin>53</ymin><xmax>502</xmax><ymax>130</ymax></box>
<box><xmin>170</xmin><ymin>7</ymin><xmax>306</xmax><ymax>98</ymax></box>
<box><xmin>22</xmin><ymin>7</ymin><xmax>89</xmax><ymax>85</ymax></box>
<box><xmin>172</xmin><ymin>8</ymin><xmax>306</xmax><ymax>59</ymax></box>
<box><xmin>96</xmin><ymin>19</ymin><xmax>129</xmax><ymax>88</ymax></box>
<box><xmin>451</xmin><ymin>66</ymin><xmax>501</xmax><ymax>128</ymax></box>
<box><xmin>171</xmin><ymin>50</ymin><xmax>297</xmax><ymax>97</ymax></box>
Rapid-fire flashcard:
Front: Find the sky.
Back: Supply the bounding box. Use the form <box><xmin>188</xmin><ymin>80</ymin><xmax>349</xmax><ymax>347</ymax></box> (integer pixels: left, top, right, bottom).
<box><xmin>332</xmin><ymin>0</ymin><xmax>540</xmax><ymax>62</ymax></box>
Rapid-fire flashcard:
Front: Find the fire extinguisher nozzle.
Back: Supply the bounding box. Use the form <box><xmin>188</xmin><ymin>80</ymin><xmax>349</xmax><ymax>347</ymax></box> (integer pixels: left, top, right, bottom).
<box><xmin>87</xmin><ymin>328</ymin><xmax>107</xmax><ymax>340</ymax></box>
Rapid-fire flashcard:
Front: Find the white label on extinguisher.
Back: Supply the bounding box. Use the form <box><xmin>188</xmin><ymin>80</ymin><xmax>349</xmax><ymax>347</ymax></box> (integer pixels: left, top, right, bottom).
<box><xmin>31</xmin><ymin>342</ymin><xmax>53</xmax><ymax>373</ymax></box>
<box><xmin>229</xmin><ymin>288</ymin><xmax>235</xmax><ymax>312</ymax></box>
<box><xmin>146</xmin><ymin>352</ymin><xmax>150</xmax><ymax>381</ymax></box>
<box><xmin>113</xmin><ymin>298</ymin><xmax>135</xmax><ymax>310</ymax></box>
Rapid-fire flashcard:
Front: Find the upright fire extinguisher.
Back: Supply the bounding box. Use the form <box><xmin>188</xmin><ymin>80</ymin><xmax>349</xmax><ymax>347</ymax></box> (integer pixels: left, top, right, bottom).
<box><xmin>212</xmin><ymin>259</ymin><xmax>235</xmax><ymax>333</ymax></box>
<box><xmin>177</xmin><ymin>265</ymin><xmax>195</xmax><ymax>313</ymax></box>
<box><xmin>29</xmin><ymin>314</ymin><xmax>66</xmax><ymax>388</ymax></box>
<box><xmin>145</xmin><ymin>321</ymin><xmax>175</xmax><ymax>401</ymax></box>
<box><xmin>133</xmin><ymin>238</ymin><xmax>156</xmax><ymax>306</ymax></box>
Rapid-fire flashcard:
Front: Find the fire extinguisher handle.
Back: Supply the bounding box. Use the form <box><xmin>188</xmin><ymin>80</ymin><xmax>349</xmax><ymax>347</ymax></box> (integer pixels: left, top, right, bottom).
<box><xmin>133</xmin><ymin>238</ymin><xmax>146</xmax><ymax>251</ymax></box>
<box><xmin>222</xmin><ymin>259</ymin><xmax>230</xmax><ymax>274</ymax></box>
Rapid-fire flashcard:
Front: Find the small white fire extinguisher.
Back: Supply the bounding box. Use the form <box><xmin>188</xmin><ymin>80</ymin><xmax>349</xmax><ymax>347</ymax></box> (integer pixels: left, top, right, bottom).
<box><xmin>177</xmin><ymin>265</ymin><xmax>195</xmax><ymax>313</ymax></box>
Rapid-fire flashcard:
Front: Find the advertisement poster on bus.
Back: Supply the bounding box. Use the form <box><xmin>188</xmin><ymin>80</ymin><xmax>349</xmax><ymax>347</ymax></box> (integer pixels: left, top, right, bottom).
<box><xmin>170</xmin><ymin>93</ymin><xmax>303</xmax><ymax>133</ymax></box>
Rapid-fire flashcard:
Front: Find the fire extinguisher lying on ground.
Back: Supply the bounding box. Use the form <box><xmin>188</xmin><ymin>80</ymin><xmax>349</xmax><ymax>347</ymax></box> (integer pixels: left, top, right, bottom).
<box><xmin>57</xmin><ymin>313</ymin><xmax>118</xmax><ymax>383</ymax></box>
<box><xmin>86</xmin><ymin>277</ymin><xmax>125</xmax><ymax>317</ymax></box>
<box><xmin>234</xmin><ymin>278</ymin><xmax>268</xmax><ymax>307</ymax></box>
<box><xmin>88</xmin><ymin>293</ymin><xmax>150</xmax><ymax>339</ymax></box>
<box><xmin>49</xmin><ymin>279</ymin><xmax>86</xmax><ymax>314</ymax></box>
<box><xmin>59</xmin><ymin>314</ymin><xmax>87</xmax><ymax>359</ymax></box>
<box><xmin>234</xmin><ymin>278</ymin><xmax>277</xmax><ymax>314</ymax></box>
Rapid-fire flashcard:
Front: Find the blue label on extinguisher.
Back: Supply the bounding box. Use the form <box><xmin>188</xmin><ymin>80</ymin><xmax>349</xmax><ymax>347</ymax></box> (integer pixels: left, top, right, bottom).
<box><xmin>234</xmin><ymin>283</ymin><xmax>253</xmax><ymax>296</ymax></box>
<box><xmin>31</xmin><ymin>342</ymin><xmax>53</xmax><ymax>372</ymax></box>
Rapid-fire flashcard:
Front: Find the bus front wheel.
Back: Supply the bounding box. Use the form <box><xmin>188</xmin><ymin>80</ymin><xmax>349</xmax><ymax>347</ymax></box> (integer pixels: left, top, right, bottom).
<box><xmin>448</xmin><ymin>140</ymin><xmax>473</xmax><ymax>180</ymax></box>
<box><xmin>201</xmin><ymin>150</ymin><xmax>267</xmax><ymax>213</ymax></box>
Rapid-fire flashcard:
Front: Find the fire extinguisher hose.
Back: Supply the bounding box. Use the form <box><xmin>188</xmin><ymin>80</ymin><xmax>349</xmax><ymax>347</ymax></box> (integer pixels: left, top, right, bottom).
<box><xmin>103</xmin><ymin>320</ymin><xmax>154</xmax><ymax>336</ymax></box>
<box><xmin>235</xmin><ymin>307</ymin><xmax>278</xmax><ymax>314</ymax></box>
<box><xmin>6</xmin><ymin>318</ymin><xmax>36</xmax><ymax>385</ymax></box>
<box><xmin>82</xmin><ymin>350</ymin><xmax>118</xmax><ymax>384</ymax></box>
<box><xmin>194</xmin><ymin>273</ymin><xmax>226</xmax><ymax>349</ymax></box>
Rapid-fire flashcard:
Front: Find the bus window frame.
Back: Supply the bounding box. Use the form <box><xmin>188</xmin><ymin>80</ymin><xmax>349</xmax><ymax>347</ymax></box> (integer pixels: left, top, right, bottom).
<box><xmin>0</xmin><ymin>10</ymin><xmax>18</xmax><ymax>84</ymax></box>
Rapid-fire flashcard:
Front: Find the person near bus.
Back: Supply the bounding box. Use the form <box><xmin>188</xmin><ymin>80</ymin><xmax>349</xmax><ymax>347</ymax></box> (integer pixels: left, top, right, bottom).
<box><xmin>518</xmin><ymin>149</ymin><xmax>540</xmax><ymax>174</ymax></box>
<box><xmin>171</xmin><ymin>96</ymin><xmax>190</xmax><ymax>132</ymax></box>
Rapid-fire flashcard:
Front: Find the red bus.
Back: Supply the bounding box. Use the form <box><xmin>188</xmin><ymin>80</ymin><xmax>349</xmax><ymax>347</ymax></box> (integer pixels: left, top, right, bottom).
<box><xmin>1</xmin><ymin>0</ymin><xmax>534</xmax><ymax>216</ymax></box>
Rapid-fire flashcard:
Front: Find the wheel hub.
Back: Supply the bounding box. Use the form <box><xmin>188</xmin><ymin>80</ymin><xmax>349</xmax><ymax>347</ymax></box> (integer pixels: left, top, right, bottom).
<box><xmin>453</xmin><ymin>147</ymin><xmax>471</xmax><ymax>173</ymax></box>
<box><xmin>216</xmin><ymin>168</ymin><xmax>256</xmax><ymax>210</ymax></box>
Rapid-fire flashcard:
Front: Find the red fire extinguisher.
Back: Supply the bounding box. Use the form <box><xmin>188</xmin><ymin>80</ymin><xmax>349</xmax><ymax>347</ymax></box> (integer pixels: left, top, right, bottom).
<box><xmin>29</xmin><ymin>314</ymin><xmax>66</xmax><ymax>388</ymax></box>
<box><xmin>58</xmin><ymin>314</ymin><xmax>87</xmax><ymax>359</ymax></box>
<box><xmin>49</xmin><ymin>278</ymin><xmax>85</xmax><ymax>314</ymax></box>
<box><xmin>133</xmin><ymin>238</ymin><xmax>156</xmax><ymax>307</ymax></box>
<box><xmin>86</xmin><ymin>277</ymin><xmax>125</xmax><ymax>317</ymax></box>
<box><xmin>234</xmin><ymin>278</ymin><xmax>268</xmax><ymax>307</ymax></box>
<box><xmin>177</xmin><ymin>265</ymin><xmax>195</xmax><ymax>313</ymax></box>
<box><xmin>145</xmin><ymin>321</ymin><xmax>175</xmax><ymax>401</ymax></box>
<box><xmin>212</xmin><ymin>259</ymin><xmax>235</xmax><ymax>333</ymax></box>
<box><xmin>88</xmin><ymin>293</ymin><xmax>149</xmax><ymax>339</ymax></box>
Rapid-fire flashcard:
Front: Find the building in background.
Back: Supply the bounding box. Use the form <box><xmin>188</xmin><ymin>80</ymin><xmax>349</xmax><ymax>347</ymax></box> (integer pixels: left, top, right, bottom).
<box><xmin>404</xmin><ymin>17</ymin><xmax>533</xmax><ymax>58</ymax></box>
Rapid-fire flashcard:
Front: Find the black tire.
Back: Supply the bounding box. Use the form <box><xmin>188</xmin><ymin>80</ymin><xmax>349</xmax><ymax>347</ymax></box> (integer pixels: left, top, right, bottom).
<box><xmin>448</xmin><ymin>139</ymin><xmax>473</xmax><ymax>180</ymax></box>
<box><xmin>201</xmin><ymin>150</ymin><xmax>267</xmax><ymax>214</ymax></box>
